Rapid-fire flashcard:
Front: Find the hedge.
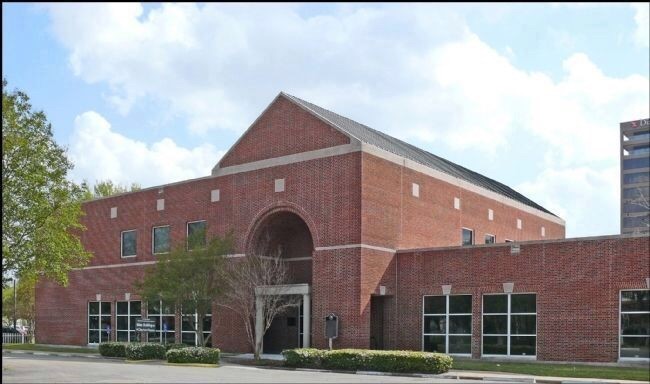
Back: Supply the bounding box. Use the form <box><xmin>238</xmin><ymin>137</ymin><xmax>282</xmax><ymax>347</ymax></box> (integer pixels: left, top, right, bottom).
<box><xmin>98</xmin><ymin>342</ymin><xmax>128</xmax><ymax>358</ymax></box>
<box><xmin>282</xmin><ymin>348</ymin><xmax>452</xmax><ymax>374</ymax></box>
<box><xmin>125</xmin><ymin>343</ymin><xmax>166</xmax><ymax>360</ymax></box>
<box><xmin>283</xmin><ymin>348</ymin><xmax>326</xmax><ymax>367</ymax></box>
<box><xmin>165</xmin><ymin>343</ymin><xmax>190</xmax><ymax>351</ymax></box>
<box><xmin>166</xmin><ymin>347</ymin><xmax>220</xmax><ymax>364</ymax></box>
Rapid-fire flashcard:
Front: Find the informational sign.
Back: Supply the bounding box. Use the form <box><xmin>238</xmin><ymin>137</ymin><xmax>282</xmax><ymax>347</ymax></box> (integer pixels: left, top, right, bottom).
<box><xmin>135</xmin><ymin>319</ymin><xmax>156</xmax><ymax>332</ymax></box>
<box><xmin>105</xmin><ymin>325</ymin><xmax>111</xmax><ymax>335</ymax></box>
<box><xmin>325</xmin><ymin>313</ymin><xmax>338</xmax><ymax>339</ymax></box>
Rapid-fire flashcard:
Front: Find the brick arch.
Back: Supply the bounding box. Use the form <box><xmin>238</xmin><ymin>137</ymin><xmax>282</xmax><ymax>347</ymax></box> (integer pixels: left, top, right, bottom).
<box><xmin>244</xmin><ymin>202</ymin><xmax>320</xmax><ymax>258</ymax></box>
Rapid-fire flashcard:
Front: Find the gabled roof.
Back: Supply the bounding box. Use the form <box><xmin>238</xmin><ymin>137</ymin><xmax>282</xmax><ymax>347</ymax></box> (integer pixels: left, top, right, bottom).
<box><xmin>281</xmin><ymin>92</ymin><xmax>556</xmax><ymax>217</ymax></box>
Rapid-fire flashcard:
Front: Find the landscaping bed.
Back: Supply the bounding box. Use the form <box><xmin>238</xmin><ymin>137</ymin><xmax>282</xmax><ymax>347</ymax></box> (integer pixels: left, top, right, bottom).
<box><xmin>283</xmin><ymin>348</ymin><xmax>453</xmax><ymax>374</ymax></box>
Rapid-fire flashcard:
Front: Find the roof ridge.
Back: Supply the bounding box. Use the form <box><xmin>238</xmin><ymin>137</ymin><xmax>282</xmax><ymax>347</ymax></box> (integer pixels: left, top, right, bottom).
<box><xmin>281</xmin><ymin>92</ymin><xmax>557</xmax><ymax>217</ymax></box>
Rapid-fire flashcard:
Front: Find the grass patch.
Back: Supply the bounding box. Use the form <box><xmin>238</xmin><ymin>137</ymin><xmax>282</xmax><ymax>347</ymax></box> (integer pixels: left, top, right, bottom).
<box><xmin>452</xmin><ymin>359</ymin><xmax>650</xmax><ymax>382</ymax></box>
<box><xmin>3</xmin><ymin>344</ymin><xmax>99</xmax><ymax>355</ymax></box>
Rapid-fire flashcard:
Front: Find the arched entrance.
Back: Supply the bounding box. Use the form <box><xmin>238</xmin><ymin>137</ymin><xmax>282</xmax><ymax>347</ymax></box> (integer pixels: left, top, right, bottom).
<box><xmin>249</xmin><ymin>210</ymin><xmax>314</xmax><ymax>284</ymax></box>
<box><xmin>248</xmin><ymin>210</ymin><xmax>314</xmax><ymax>353</ymax></box>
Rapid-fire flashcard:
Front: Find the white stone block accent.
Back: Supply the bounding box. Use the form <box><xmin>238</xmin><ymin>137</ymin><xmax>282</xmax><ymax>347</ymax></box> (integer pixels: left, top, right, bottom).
<box><xmin>646</xmin><ymin>277</ymin><xmax>650</xmax><ymax>289</ymax></box>
<box><xmin>454</xmin><ymin>197</ymin><xmax>460</xmax><ymax>210</ymax></box>
<box><xmin>541</xmin><ymin>226</ymin><xmax>546</xmax><ymax>237</ymax></box>
<box><xmin>156</xmin><ymin>199</ymin><xmax>164</xmax><ymax>211</ymax></box>
<box><xmin>488</xmin><ymin>209</ymin><xmax>493</xmax><ymax>221</ymax></box>
<box><xmin>96</xmin><ymin>294</ymin><xmax>102</xmax><ymax>301</ymax></box>
<box><xmin>503</xmin><ymin>282</ymin><xmax>514</xmax><ymax>293</ymax></box>
<box><xmin>379</xmin><ymin>285</ymin><xmax>386</xmax><ymax>296</ymax></box>
<box><xmin>517</xmin><ymin>218</ymin><xmax>522</xmax><ymax>229</ymax></box>
<box><xmin>125</xmin><ymin>293</ymin><xmax>131</xmax><ymax>301</ymax></box>
<box><xmin>211</xmin><ymin>189</ymin><xmax>220</xmax><ymax>202</ymax></box>
<box><xmin>412</xmin><ymin>183</ymin><xmax>419</xmax><ymax>197</ymax></box>
<box><xmin>110</xmin><ymin>207</ymin><xmax>117</xmax><ymax>219</ymax></box>
<box><xmin>442</xmin><ymin>285</ymin><xmax>452</xmax><ymax>295</ymax></box>
<box><xmin>275</xmin><ymin>178</ymin><xmax>285</xmax><ymax>192</ymax></box>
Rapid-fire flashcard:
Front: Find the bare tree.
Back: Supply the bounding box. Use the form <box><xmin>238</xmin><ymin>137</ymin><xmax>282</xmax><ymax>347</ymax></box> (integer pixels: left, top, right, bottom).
<box><xmin>219</xmin><ymin>232</ymin><xmax>300</xmax><ymax>360</ymax></box>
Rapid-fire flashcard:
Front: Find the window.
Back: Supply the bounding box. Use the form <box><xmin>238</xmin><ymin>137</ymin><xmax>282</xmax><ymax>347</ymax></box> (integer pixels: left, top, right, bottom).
<box><xmin>483</xmin><ymin>293</ymin><xmax>536</xmax><ymax>356</ymax></box>
<box><xmin>148</xmin><ymin>301</ymin><xmax>176</xmax><ymax>343</ymax></box>
<box><xmin>485</xmin><ymin>234</ymin><xmax>495</xmax><ymax>244</ymax></box>
<box><xmin>121</xmin><ymin>230</ymin><xmax>137</xmax><ymax>257</ymax></box>
<box><xmin>623</xmin><ymin>172</ymin><xmax>650</xmax><ymax>185</ymax></box>
<box><xmin>187</xmin><ymin>221</ymin><xmax>206</xmax><ymax>250</ymax></box>
<box><xmin>623</xmin><ymin>215</ymin><xmax>650</xmax><ymax>228</ymax></box>
<box><xmin>623</xmin><ymin>187</ymin><xmax>650</xmax><ymax>200</ymax></box>
<box><xmin>623</xmin><ymin>157</ymin><xmax>650</xmax><ymax>170</ymax></box>
<box><xmin>117</xmin><ymin>301</ymin><xmax>141</xmax><ymax>342</ymax></box>
<box><xmin>462</xmin><ymin>228</ymin><xmax>473</xmax><ymax>246</ymax></box>
<box><xmin>88</xmin><ymin>301</ymin><xmax>111</xmax><ymax>344</ymax></box>
<box><xmin>152</xmin><ymin>226</ymin><xmax>170</xmax><ymax>254</ymax></box>
<box><xmin>423</xmin><ymin>295</ymin><xmax>472</xmax><ymax>355</ymax></box>
<box><xmin>620</xmin><ymin>290</ymin><xmax>650</xmax><ymax>359</ymax></box>
<box><xmin>181</xmin><ymin>304</ymin><xmax>212</xmax><ymax>347</ymax></box>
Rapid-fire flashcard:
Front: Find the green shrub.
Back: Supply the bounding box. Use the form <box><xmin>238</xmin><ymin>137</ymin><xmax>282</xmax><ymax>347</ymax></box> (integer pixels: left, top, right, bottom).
<box><xmin>125</xmin><ymin>343</ymin><xmax>166</xmax><ymax>360</ymax></box>
<box><xmin>165</xmin><ymin>343</ymin><xmax>190</xmax><ymax>351</ymax></box>
<box><xmin>282</xmin><ymin>348</ymin><xmax>325</xmax><ymax>368</ymax></box>
<box><xmin>166</xmin><ymin>347</ymin><xmax>220</xmax><ymax>364</ymax></box>
<box><xmin>283</xmin><ymin>348</ymin><xmax>452</xmax><ymax>374</ymax></box>
<box><xmin>98</xmin><ymin>342</ymin><xmax>127</xmax><ymax>358</ymax></box>
<box><xmin>321</xmin><ymin>349</ymin><xmax>369</xmax><ymax>371</ymax></box>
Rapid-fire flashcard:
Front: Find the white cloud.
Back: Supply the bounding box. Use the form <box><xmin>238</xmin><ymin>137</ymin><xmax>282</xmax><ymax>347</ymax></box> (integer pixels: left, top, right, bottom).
<box><xmin>517</xmin><ymin>166</ymin><xmax>620</xmax><ymax>237</ymax></box>
<box><xmin>632</xmin><ymin>3</ymin><xmax>649</xmax><ymax>47</ymax></box>
<box><xmin>45</xmin><ymin>3</ymin><xmax>648</xmax><ymax>237</ymax></box>
<box><xmin>69</xmin><ymin>111</ymin><xmax>224</xmax><ymax>187</ymax></box>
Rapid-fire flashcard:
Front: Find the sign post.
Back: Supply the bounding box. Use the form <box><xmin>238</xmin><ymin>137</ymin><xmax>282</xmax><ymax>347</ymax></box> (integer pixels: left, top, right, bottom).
<box><xmin>163</xmin><ymin>322</ymin><xmax>168</xmax><ymax>345</ymax></box>
<box><xmin>325</xmin><ymin>313</ymin><xmax>338</xmax><ymax>350</ymax></box>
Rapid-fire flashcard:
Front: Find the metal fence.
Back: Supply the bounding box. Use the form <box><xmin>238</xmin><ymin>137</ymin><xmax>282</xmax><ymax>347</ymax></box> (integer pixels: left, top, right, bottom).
<box><xmin>2</xmin><ymin>332</ymin><xmax>33</xmax><ymax>344</ymax></box>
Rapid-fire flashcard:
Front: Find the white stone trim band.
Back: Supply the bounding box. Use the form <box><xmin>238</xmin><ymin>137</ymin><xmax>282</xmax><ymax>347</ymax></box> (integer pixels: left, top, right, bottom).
<box><xmin>315</xmin><ymin>244</ymin><xmax>396</xmax><ymax>253</ymax></box>
<box><xmin>212</xmin><ymin>142</ymin><xmax>361</xmax><ymax>177</ymax></box>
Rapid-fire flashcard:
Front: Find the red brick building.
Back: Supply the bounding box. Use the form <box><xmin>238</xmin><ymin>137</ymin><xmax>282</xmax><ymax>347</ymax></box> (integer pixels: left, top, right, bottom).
<box><xmin>36</xmin><ymin>93</ymin><xmax>649</xmax><ymax>362</ymax></box>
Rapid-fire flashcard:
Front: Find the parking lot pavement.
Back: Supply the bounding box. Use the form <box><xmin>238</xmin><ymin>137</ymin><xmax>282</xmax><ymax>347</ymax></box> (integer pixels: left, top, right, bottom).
<box><xmin>3</xmin><ymin>353</ymin><xmax>513</xmax><ymax>383</ymax></box>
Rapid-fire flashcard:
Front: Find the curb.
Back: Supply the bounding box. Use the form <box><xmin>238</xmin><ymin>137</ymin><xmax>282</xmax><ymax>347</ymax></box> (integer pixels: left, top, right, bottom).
<box><xmin>3</xmin><ymin>349</ymin><xmax>101</xmax><ymax>359</ymax></box>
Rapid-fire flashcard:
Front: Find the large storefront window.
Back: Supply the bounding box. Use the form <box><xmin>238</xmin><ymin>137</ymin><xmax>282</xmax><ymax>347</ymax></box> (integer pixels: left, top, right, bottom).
<box><xmin>181</xmin><ymin>307</ymin><xmax>212</xmax><ymax>347</ymax></box>
<box><xmin>423</xmin><ymin>295</ymin><xmax>472</xmax><ymax>355</ymax></box>
<box><xmin>483</xmin><ymin>293</ymin><xmax>536</xmax><ymax>356</ymax></box>
<box><xmin>148</xmin><ymin>301</ymin><xmax>176</xmax><ymax>344</ymax></box>
<box><xmin>88</xmin><ymin>301</ymin><xmax>111</xmax><ymax>344</ymax></box>
<box><xmin>116</xmin><ymin>301</ymin><xmax>141</xmax><ymax>342</ymax></box>
<box><xmin>620</xmin><ymin>290</ymin><xmax>650</xmax><ymax>359</ymax></box>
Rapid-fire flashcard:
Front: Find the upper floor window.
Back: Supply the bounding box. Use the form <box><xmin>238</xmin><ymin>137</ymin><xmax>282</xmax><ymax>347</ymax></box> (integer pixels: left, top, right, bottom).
<box><xmin>152</xmin><ymin>226</ymin><xmax>171</xmax><ymax>254</ymax></box>
<box><xmin>462</xmin><ymin>228</ymin><xmax>473</xmax><ymax>246</ymax></box>
<box><xmin>187</xmin><ymin>221</ymin><xmax>207</xmax><ymax>250</ymax></box>
<box><xmin>121</xmin><ymin>230</ymin><xmax>137</xmax><ymax>258</ymax></box>
<box><xmin>485</xmin><ymin>234</ymin><xmax>495</xmax><ymax>244</ymax></box>
<box><xmin>623</xmin><ymin>157</ymin><xmax>650</xmax><ymax>170</ymax></box>
<box><xmin>623</xmin><ymin>172</ymin><xmax>650</xmax><ymax>185</ymax></box>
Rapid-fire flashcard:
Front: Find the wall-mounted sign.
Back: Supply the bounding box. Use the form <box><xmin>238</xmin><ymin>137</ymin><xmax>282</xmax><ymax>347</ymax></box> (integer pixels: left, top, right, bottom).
<box><xmin>135</xmin><ymin>319</ymin><xmax>156</xmax><ymax>332</ymax></box>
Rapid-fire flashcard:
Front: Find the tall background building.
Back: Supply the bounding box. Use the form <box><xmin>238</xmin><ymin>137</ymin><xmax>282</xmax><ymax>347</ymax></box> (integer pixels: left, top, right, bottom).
<box><xmin>620</xmin><ymin>117</ymin><xmax>650</xmax><ymax>234</ymax></box>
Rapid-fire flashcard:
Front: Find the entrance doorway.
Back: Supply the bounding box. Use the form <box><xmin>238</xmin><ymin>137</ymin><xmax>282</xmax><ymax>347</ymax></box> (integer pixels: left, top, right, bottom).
<box><xmin>370</xmin><ymin>296</ymin><xmax>386</xmax><ymax>350</ymax></box>
<box><xmin>263</xmin><ymin>299</ymin><xmax>303</xmax><ymax>354</ymax></box>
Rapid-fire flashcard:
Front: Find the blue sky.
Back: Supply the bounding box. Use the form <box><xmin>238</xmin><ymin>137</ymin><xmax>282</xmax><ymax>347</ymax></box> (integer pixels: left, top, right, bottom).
<box><xmin>2</xmin><ymin>3</ymin><xmax>649</xmax><ymax>238</ymax></box>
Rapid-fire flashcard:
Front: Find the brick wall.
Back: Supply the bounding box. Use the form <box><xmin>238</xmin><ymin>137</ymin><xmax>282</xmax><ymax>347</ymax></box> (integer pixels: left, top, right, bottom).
<box><xmin>218</xmin><ymin>95</ymin><xmax>350</xmax><ymax>168</ymax></box>
<box><xmin>394</xmin><ymin>235</ymin><xmax>650</xmax><ymax>362</ymax></box>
